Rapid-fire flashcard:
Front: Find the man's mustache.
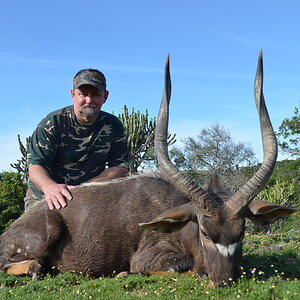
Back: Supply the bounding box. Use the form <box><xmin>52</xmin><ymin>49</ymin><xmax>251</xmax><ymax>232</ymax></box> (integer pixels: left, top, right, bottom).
<box><xmin>82</xmin><ymin>104</ymin><xmax>97</xmax><ymax>109</ymax></box>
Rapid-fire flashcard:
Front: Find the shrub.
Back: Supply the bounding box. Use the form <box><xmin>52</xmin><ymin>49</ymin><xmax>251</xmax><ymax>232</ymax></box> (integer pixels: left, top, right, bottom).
<box><xmin>256</xmin><ymin>179</ymin><xmax>298</xmax><ymax>208</ymax></box>
<box><xmin>0</xmin><ymin>172</ymin><xmax>26</xmax><ymax>233</ymax></box>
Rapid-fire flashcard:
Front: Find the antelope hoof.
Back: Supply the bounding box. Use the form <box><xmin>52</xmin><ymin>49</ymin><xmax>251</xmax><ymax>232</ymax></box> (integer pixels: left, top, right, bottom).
<box><xmin>28</xmin><ymin>261</ymin><xmax>44</xmax><ymax>280</ymax></box>
<box><xmin>197</xmin><ymin>273</ymin><xmax>208</xmax><ymax>283</ymax></box>
<box><xmin>116</xmin><ymin>271</ymin><xmax>130</xmax><ymax>278</ymax></box>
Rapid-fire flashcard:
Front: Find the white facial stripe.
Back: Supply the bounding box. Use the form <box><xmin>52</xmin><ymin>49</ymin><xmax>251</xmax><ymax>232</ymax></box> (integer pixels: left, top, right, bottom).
<box><xmin>215</xmin><ymin>243</ymin><xmax>237</xmax><ymax>257</ymax></box>
<box><xmin>228</xmin><ymin>243</ymin><xmax>238</xmax><ymax>256</ymax></box>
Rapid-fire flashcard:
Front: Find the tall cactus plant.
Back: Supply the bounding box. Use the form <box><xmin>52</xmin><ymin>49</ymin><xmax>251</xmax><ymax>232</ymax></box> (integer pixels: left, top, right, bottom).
<box><xmin>10</xmin><ymin>135</ymin><xmax>31</xmax><ymax>182</ymax></box>
<box><xmin>116</xmin><ymin>105</ymin><xmax>176</xmax><ymax>172</ymax></box>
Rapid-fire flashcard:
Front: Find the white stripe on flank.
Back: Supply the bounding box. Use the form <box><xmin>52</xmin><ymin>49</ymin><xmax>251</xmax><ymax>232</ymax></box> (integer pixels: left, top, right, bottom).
<box><xmin>215</xmin><ymin>243</ymin><xmax>237</xmax><ymax>257</ymax></box>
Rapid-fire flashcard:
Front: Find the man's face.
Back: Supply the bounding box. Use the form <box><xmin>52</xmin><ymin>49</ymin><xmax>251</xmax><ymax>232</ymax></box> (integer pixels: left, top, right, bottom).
<box><xmin>71</xmin><ymin>84</ymin><xmax>109</xmax><ymax>124</ymax></box>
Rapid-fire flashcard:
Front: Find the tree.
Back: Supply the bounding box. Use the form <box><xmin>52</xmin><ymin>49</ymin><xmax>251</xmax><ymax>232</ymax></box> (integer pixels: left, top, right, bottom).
<box><xmin>266</xmin><ymin>159</ymin><xmax>300</xmax><ymax>207</ymax></box>
<box><xmin>115</xmin><ymin>105</ymin><xmax>176</xmax><ymax>172</ymax></box>
<box><xmin>10</xmin><ymin>134</ymin><xmax>31</xmax><ymax>182</ymax></box>
<box><xmin>170</xmin><ymin>123</ymin><xmax>257</xmax><ymax>190</ymax></box>
<box><xmin>171</xmin><ymin>123</ymin><xmax>257</xmax><ymax>171</ymax></box>
<box><xmin>0</xmin><ymin>172</ymin><xmax>26</xmax><ymax>233</ymax></box>
<box><xmin>276</xmin><ymin>103</ymin><xmax>300</xmax><ymax>158</ymax></box>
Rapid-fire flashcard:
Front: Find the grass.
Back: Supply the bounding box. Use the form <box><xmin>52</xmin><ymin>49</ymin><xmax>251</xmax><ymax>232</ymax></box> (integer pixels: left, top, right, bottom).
<box><xmin>0</xmin><ymin>212</ymin><xmax>299</xmax><ymax>299</ymax></box>
<box><xmin>0</xmin><ymin>271</ymin><xmax>299</xmax><ymax>299</ymax></box>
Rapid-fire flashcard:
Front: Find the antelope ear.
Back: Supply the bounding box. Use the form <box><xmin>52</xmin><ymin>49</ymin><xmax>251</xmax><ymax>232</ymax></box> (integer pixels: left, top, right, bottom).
<box><xmin>245</xmin><ymin>200</ymin><xmax>297</xmax><ymax>226</ymax></box>
<box><xmin>139</xmin><ymin>203</ymin><xmax>197</xmax><ymax>233</ymax></box>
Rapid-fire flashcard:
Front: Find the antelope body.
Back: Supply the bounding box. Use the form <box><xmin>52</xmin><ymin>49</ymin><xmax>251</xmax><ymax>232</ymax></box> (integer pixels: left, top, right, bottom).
<box><xmin>0</xmin><ymin>52</ymin><xmax>296</xmax><ymax>287</ymax></box>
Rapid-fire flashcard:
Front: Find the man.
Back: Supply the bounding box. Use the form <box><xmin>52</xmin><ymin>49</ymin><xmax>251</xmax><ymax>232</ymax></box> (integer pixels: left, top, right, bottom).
<box><xmin>25</xmin><ymin>69</ymin><xmax>129</xmax><ymax>212</ymax></box>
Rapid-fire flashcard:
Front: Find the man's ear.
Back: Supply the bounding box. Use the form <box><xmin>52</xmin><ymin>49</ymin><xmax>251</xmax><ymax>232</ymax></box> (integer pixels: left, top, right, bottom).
<box><xmin>244</xmin><ymin>200</ymin><xmax>297</xmax><ymax>226</ymax></box>
<box><xmin>139</xmin><ymin>203</ymin><xmax>197</xmax><ymax>233</ymax></box>
<box><xmin>71</xmin><ymin>89</ymin><xmax>75</xmax><ymax>101</ymax></box>
<box><xmin>103</xmin><ymin>90</ymin><xmax>109</xmax><ymax>102</ymax></box>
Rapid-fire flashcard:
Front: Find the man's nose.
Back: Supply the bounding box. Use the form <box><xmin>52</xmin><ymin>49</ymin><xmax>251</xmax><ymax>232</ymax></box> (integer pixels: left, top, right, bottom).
<box><xmin>85</xmin><ymin>95</ymin><xmax>93</xmax><ymax>103</ymax></box>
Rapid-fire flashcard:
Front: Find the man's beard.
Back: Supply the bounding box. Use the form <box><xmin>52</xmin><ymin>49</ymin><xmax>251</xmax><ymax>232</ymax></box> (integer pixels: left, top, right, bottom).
<box><xmin>80</xmin><ymin>105</ymin><xmax>98</xmax><ymax>119</ymax></box>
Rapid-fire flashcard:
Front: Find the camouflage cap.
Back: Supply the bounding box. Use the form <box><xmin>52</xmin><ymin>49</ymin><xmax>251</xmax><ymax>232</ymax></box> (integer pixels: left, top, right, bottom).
<box><xmin>73</xmin><ymin>69</ymin><xmax>107</xmax><ymax>91</ymax></box>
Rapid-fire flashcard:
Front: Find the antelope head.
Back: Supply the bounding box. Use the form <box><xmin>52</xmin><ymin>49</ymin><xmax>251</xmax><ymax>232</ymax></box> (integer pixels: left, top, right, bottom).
<box><xmin>140</xmin><ymin>52</ymin><xmax>296</xmax><ymax>288</ymax></box>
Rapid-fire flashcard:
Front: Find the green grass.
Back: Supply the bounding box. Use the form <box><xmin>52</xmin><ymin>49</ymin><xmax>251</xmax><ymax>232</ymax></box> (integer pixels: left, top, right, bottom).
<box><xmin>0</xmin><ymin>271</ymin><xmax>299</xmax><ymax>300</ymax></box>
<box><xmin>0</xmin><ymin>212</ymin><xmax>299</xmax><ymax>299</ymax></box>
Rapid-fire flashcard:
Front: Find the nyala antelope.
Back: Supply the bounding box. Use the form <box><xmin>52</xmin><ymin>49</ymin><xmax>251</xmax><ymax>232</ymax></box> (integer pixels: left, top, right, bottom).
<box><xmin>0</xmin><ymin>51</ymin><xmax>296</xmax><ymax>288</ymax></box>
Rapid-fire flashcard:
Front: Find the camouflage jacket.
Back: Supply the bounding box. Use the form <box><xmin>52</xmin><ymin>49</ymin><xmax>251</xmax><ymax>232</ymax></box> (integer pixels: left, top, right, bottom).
<box><xmin>27</xmin><ymin>105</ymin><xmax>129</xmax><ymax>197</ymax></box>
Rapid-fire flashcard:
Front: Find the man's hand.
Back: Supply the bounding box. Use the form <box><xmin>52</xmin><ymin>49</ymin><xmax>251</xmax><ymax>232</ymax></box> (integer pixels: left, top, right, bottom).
<box><xmin>28</xmin><ymin>165</ymin><xmax>76</xmax><ymax>210</ymax></box>
<box><xmin>42</xmin><ymin>182</ymin><xmax>74</xmax><ymax>210</ymax></box>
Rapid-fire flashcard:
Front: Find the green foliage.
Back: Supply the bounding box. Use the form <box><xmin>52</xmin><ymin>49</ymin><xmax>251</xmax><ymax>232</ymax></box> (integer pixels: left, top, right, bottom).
<box><xmin>174</xmin><ymin>158</ymin><xmax>300</xmax><ymax>209</ymax></box>
<box><xmin>243</xmin><ymin>213</ymin><xmax>300</xmax><ymax>279</ymax></box>
<box><xmin>271</xmin><ymin>159</ymin><xmax>300</xmax><ymax>187</ymax></box>
<box><xmin>264</xmin><ymin>159</ymin><xmax>300</xmax><ymax>208</ymax></box>
<box><xmin>0</xmin><ymin>172</ymin><xmax>26</xmax><ymax>233</ymax></box>
<box><xmin>115</xmin><ymin>105</ymin><xmax>175</xmax><ymax>172</ymax></box>
<box><xmin>276</xmin><ymin>103</ymin><xmax>300</xmax><ymax>158</ymax></box>
<box><xmin>10</xmin><ymin>135</ymin><xmax>31</xmax><ymax>182</ymax></box>
<box><xmin>256</xmin><ymin>179</ymin><xmax>297</xmax><ymax>207</ymax></box>
<box><xmin>116</xmin><ymin>105</ymin><xmax>156</xmax><ymax>173</ymax></box>
<box><xmin>0</xmin><ymin>272</ymin><xmax>299</xmax><ymax>299</ymax></box>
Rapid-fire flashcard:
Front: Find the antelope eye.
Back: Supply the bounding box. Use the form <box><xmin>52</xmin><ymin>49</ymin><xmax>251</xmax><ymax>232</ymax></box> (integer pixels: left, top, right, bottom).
<box><xmin>201</xmin><ymin>230</ymin><xmax>210</xmax><ymax>239</ymax></box>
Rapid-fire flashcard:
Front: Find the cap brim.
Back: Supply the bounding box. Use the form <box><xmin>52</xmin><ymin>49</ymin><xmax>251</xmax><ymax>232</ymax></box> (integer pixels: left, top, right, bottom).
<box><xmin>74</xmin><ymin>80</ymin><xmax>106</xmax><ymax>91</ymax></box>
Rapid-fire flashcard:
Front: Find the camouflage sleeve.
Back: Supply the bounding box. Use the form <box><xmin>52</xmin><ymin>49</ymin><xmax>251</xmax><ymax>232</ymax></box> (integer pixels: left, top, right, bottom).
<box><xmin>27</xmin><ymin>117</ymin><xmax>58</xmax><ymax>171</ymax></box>
<box><xmin>107</xmin><ymin>119</ymin><xmax>129</xmax><ymax>169</ymax></box>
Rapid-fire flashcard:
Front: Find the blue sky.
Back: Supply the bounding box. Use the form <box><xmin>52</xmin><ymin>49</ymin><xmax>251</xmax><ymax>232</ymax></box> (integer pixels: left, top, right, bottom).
<box><xmin>0</xmin><ymin>0</ymin><xmax>299</xmax><ymax>171</ymax></box>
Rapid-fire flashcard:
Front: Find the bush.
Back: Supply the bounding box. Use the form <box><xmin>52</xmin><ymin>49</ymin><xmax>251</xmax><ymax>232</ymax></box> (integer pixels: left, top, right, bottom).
<box><xmin>0</xmin><ymin>172</ymin><xmax>26</xmax><ymax>233</ymax></box>
<box><xmin>271</xmin><ymin>159</ymin><xmax>300</xmax><ymax>205</ymax></box>
<box><xmin>256</xmin><ymin>179</ymin><xmax>298</xmax><ymax>208</ymax></box>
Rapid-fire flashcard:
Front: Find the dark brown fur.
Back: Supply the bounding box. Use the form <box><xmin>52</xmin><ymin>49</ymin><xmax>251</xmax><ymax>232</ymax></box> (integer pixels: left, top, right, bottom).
<box><xmin>0</xmin><ymin>175</ymin><xmax>192</xmax><ymax>276</ymax></box>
